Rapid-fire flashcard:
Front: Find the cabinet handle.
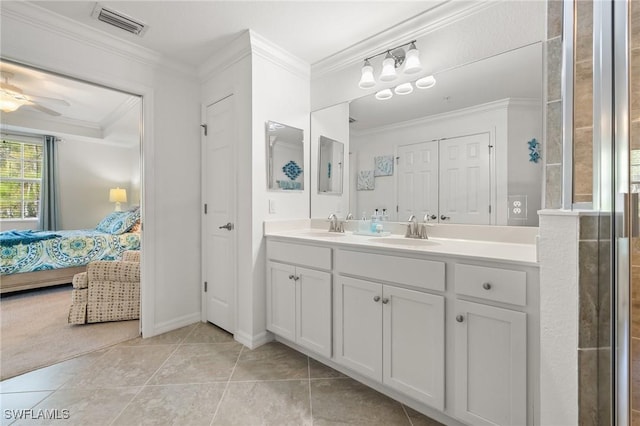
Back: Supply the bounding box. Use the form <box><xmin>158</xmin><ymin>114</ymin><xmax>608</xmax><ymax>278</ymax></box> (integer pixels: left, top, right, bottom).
<box><xmin>373</xmin><ymin>296</ymin><xmax>381</xmax><ymax>302</ymax></box>
<box><xmin>288</xmin><ymin>275</ymin><xmax>295</xmax><ymax>280</ymax></box>
<box><xmin>440</xmin><ymin>215</ymin><xmax>450</xmax><ymax>220</ymax></box>
<box><xmin>456</xmin><ymin>314</ymin><xmax>464</xmax><ymax>323</ymax></box>
<box><xmin>382</xmin><ymin>298</ymin><xmax>389</xmax><ymax>304</ymax></box>
<box><xmin>294</xmin><ymin>276</ymin><xmax>300</xmax><ymax>281</ymax></box>
<box><xmin>482</xmin><ymin>282</ymin><xmax>492</xmax><ymax>290</ymax></box>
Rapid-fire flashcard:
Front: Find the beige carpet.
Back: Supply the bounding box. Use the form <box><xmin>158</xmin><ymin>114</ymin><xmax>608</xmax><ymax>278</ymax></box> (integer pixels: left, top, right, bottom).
<box><xmin>1</xmin><ymin>284</ymin><xmax>140</xmax><ymax>380</ymax></box>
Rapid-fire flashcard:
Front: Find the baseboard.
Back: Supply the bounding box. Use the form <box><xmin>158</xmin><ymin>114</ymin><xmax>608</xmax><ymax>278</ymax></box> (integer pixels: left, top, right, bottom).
<box><xmin>234</xmin><ymin>329</ymin><xmax>274</xmax><ymax>349</ymax></box>
<box><xmin>146</xmin><ymin>312</ymin><xmax>201</xmax><ymax>337</ymax></box>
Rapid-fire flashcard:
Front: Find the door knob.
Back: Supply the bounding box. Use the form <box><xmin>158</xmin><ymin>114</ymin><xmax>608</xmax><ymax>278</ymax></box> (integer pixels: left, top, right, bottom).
<box><xmin>382</xmin><ymin>298</ymin><xmax>389</xmax><ymax>304</ymax></box>
<box><xmin>288</xmin><ymin>275</ymin><xmax>295</xmax><ymax>280</ymax></box>
<box><xmin>482</xmin><ymin>282</ymin><xmax>492</xmax><ymax>290</ymax></box>
<box><xmin>373</xmin><ymin>296</ymin><xmax>381</xmax><ymax>302</ymax></box>
<box><xmin>219</xmin><ymin>222</ymin><xmax>234</xmax><ymax>231</ymax></box>
<box><xmin>456</xmin><ymin>314</ymin><xmax>464</xmax><ymax>322</ymax></box>
<box><xmin>440</xmin><ymin>215</ymin><xmax>450</xmax><ymax>221</ymax></box>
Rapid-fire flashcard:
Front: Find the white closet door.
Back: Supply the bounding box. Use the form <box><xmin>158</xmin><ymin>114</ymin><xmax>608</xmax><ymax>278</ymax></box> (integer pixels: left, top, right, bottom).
<box><xmin>439</xmin><ymin>133</ymin><xmax>491</xmax><ymax>224</ymax></box>
<box><xmin>397</xmin><ymin>141</ymin><xmax>439</xmax><ymax>222</ymax></box>
<box><xmin>203</xmin><ymin>95</ymin><xmax>236</xmax><ymax>333</ymax></box>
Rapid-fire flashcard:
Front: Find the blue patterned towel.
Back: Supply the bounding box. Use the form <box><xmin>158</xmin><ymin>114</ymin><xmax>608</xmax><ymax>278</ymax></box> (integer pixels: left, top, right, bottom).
<box><xmin>0</xmin><ymin>230</ymin><xmax>61</xmax><ymax>247</ymax></box>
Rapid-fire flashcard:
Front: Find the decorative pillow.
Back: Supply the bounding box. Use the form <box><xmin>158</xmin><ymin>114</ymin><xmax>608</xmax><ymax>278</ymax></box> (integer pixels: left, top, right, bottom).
<box><xmin>129</xmin><ymin>220</ymin><xmax>142</xmax><ymax>233</ymax></box>
<box><xmin>96</xmin><ymin>208</ymin><xmax>140</xmax><ymax>235</ymax></box>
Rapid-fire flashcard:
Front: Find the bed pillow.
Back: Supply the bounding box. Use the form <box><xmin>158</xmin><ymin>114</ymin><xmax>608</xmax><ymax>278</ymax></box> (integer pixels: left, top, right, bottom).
<box><xmin>96</xmin><ymin>209</ymin><xmax>140</xmax><ymax>235</ymax></box>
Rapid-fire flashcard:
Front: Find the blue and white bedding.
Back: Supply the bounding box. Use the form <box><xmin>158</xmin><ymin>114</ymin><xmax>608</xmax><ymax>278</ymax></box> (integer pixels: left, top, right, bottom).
<box><xmin>0</xmin><ymin>229</ymin><xmax>140</xmax><ymax>275</ymax></box>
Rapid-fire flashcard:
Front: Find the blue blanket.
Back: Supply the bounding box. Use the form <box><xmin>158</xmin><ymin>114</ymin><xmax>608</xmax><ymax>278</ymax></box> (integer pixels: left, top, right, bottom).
<box><xmin>0</xmin><ymin>230</ymin><xmax>61</xmax><ymax>247</ymax></box>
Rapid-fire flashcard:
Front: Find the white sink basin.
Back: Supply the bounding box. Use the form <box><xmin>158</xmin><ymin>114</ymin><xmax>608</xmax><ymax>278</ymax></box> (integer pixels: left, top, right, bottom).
<box><xmin>369</xmin><ymin>237</ymin><xmax>438</xmax><ymax>247</ymax></box>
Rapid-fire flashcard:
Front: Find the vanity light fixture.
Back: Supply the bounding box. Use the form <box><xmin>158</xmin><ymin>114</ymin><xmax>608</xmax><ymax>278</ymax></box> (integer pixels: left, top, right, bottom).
<box><xmin>358</xmin><ymin>40</ymin><xmax>422</xmax><ymax>88</ymax></box>
<box><xmin>415</xmin><ymin>75</ymin><xmax>437</xmax><ymax>89</ymax></box>
<box><xmin>375</xmin><ymin>89</ymin><xmax>393</xmax><ymax>100</ymax></box>
<box><xmin>394</xmin><ymin>82</ymin><xmax>413</xmax><ymax>95</ymax></box>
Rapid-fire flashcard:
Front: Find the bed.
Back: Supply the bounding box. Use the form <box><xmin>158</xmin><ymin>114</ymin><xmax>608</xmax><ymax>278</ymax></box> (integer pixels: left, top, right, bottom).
<box><xmin>0</xmin><ymin>209</ymin><xmax>140</xmax><ymax>293</ymax></box>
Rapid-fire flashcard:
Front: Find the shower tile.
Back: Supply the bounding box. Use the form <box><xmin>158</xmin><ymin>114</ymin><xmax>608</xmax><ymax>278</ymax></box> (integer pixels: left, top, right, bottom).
<box><xmin>632</xmin><ymin>49</ymin><xmax>640</xmax><ymax>123</ymax></box>
<box><xmin>575</xmin><ymin>0</ymin><xmax>593</xmax><ymax>63</ymax></box>
<box><xmin>574</xmin><ymin>127</ymin><xmax>593</xmax><ymax>200</ymax></box>
<box><xmin>546</xmin><ymin>101</ymin><xmax>562</xmax><ymax>164</ymax></box>
<box><xmin>545</xmin><ymin>164</ymin><xmax>562</xmax><ymax>209</ymax></box>
<box><xmin>579</xmin><ymin>215</ymin><xmax>599</xmax><ymax>240</ymax></box>
<box><xmin>578</xmin><ymin>241</ymin><xmax>599</xmax><ymax>349</ymax></box>
<box><xmin>634</xmin><ymin>338</ymin><xmax>640</xmax><ymax>410</ymax></box>
<box><xmin>598</xmin><ymin>348</ymin><xmax>611</xmax><ymax>425</ymax></box>
<box><xmin>546</xmin><ymin>37</ymin><xmax>562</xmax><ymax>102</ymax></box>
<box><xmin>578</xmin><ymin>349</ymin><xmax>598</xmax><ymax>426</ymax></box>
<box><xmin>547</xmin><ymin>0</ymin><xmax>563</xmax><ymax>40</ymax></box>
<box><xmin>574</xmin><ymin>60</ymin><xmax>593</xmax><ymax>129</ymax></box>
<box><xmin>633</xmin><ymin>0</ymin><xmax>640</xmax><ymax>50</ymax></box>
<box><xmin>598</xmin><ymin>240</ymin><xmax>611</xmax><ymax>347</ymax></box>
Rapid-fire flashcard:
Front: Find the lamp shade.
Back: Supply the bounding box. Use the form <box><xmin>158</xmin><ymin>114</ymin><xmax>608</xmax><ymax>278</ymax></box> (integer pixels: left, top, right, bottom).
<box><xmin>379</xmin><ymin>52</ymin><xmax>397</xmax><ymax>82</ymax></box>
<box><xmin>109</xmin><ymin>187</ymin><xmax>127</xmax><ymax>203</ymax></box>
<box><xmin>415</xmin><ymin>75</ymin><xmax>437</xmax><ymax>89</ymax></box>
<box><xmin>403</xmin><ymin>43</ymin><xmax>422</xmax><ymax>74</ymax></box>
<box><xmin>375</xmin><ymin>89</ymin><xmax>393</xmax><ymax>100</ymax></box>
<box><xmin>358</xmin><ymin>60</ymin><xmax>376</xmax><ymax>89</ymax></box>
<box><xmin>394</xmin><ymin>82</ymin><xmax>413</xmax><ymax>95</ymax></box>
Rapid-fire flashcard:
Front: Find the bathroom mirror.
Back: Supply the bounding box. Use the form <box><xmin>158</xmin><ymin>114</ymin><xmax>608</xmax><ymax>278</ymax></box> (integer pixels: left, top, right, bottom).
<box><xmin>318</xmin><ymin>136</ymin><xmax>344</xmax><ymax>195</ymax></box>
<box><xmin>311</xmin><ymin>42</ymin><xmax>543</xmax><ymax>226</ymax></box>
<box><xmin>267</xmin><ymin>120</ymin><xmax>304</xmax><ymax>191</ymax></box>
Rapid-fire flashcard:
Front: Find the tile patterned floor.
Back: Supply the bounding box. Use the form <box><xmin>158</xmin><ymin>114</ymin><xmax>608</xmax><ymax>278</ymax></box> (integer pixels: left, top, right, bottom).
<box><xmin>0</xmin><ymin>323</ymin><xmax>444</xmax><ymax>426</ymax></box>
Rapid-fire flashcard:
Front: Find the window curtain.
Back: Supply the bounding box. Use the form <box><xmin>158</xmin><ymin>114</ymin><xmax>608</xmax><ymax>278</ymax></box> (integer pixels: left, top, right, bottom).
<box><xmin>39</xmin><ymin>135</ymin><xmax>59</xmax><ymax>231</ymax></box>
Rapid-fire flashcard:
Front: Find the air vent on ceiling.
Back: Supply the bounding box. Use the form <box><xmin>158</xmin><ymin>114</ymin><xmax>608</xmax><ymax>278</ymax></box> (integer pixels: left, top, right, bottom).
<box><xmin>91</xmin><ymin>3</ymin><xmax>148</xmax><ymax>36</ymax></box>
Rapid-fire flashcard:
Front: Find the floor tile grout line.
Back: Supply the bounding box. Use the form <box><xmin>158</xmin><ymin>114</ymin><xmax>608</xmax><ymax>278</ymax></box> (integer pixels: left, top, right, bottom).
<box><xmin>401</xmin><ymin>403</ymin><xmax>414</xmax><ymax>426</ymax></box>
<box><xmin>107</xmin><ymin>342</ymin><xmax>184</xmax><ymax>426</ymax></box>
<box><xmin>209</xmin><ymin>344</ymin><xmax>244</xmax><ymax>426</ymax></box>
<box><xmin>2</xmin><ymin>389</ymin><xmax>54</xmax><ymax>426</ymax></box>
<box><xmin>307</xmin><ymin>355</ymin><xmax>314</xmax><ymax>425</ymax></box>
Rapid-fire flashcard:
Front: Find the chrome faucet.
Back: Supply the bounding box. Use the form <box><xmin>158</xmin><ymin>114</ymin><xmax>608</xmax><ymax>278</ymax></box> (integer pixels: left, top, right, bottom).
<box><xmin>328</xmin><ymin>213</ymin><xmax>344</xmax><ymax>233</ymax></box>
<box><xmin>405</xmin><ymin>214</ymin><xmax>428</xmax><ymax>239</ymax></box>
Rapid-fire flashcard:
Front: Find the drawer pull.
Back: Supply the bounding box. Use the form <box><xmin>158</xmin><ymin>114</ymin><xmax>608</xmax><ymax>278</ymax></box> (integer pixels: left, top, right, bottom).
<box><xmin>373</xmin><ymin>296</ymin><xmax>381</xmax><ymax>302</ymax></box>
<box><xmin>482</xmin><ymin>282</ymin><xmax>492</xmax><ymax>290</ymax></box>
<box><xmin>456</xmin><ymin>314</ymin><xmax>464</xmax><ymax>323</ymax></box>
<box><xmin>382</xmin><ymin>298</ymin><xmax>389</xmax><ymax>304</ymax></box>
<box><xmin>288</xmin><ymin>275</ymin><xmax>295</xmax><ymax>280</ymax></box>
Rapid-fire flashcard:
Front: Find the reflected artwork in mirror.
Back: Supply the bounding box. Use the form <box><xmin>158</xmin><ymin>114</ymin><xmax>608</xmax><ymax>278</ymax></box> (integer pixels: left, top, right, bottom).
<box><xmin>318</xmin><ymin>136</ymin><xmax>344</xmax><ymax>195</ymax></box>
<box><xmin>266</xmin><ymin>120</ymin><xmax>304</xmax><ymax>191</ymax></box>
<box><xmin>311</xmin><ymin>42</ymin><xmax>543</xmax><ymax>227</ymax></box>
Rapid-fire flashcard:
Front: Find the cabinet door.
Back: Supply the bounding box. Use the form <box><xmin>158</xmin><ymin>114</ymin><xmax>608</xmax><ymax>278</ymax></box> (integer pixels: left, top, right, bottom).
<box><xmin>454</xmin><ymin>300</ymin><xmax>526</xmax><ymax>426</ymax></box>
<box><xmin>296</xmin><ymin>267</ymin><xmax>332</xmax><ymax>358</ymax></box>
<box><xmin>383</xmin><ymin>286</ymin><xmax>445</xmax><ymax>410</ymax></box>
<box><xmin>266</xmin><ymin>261</ymin><xmax>296</xmax><ymax>341</ymax></box>
<box><xmin>334</xmin><ymin>276</ymin><xmax>382</xmax><ymax>381</ymax></box>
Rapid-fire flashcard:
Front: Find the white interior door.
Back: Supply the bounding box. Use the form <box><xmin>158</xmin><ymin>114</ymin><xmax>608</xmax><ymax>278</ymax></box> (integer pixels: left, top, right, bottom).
<box><xmin>439</xmin><ymin>133</ymin><xmax>491</xmax><ymax>224</ymax></box>
<box><xmin>203</xmin><ymin>95</ymin><xmax>235</xmax><ymax>333</ymax></box>
<box><xmin>397</xmin><ymin>141</ymin><xmax>439</xmax><ymax>222</ymax></box>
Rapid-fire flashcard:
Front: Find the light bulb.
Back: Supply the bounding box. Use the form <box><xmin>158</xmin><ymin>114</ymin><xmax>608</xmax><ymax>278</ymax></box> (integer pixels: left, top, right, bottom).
<box><xmin>358</xmin><ymin>60</ymin><xmax>376</xmax><ymax>89</ymax></box>
<box><xmin>379</xmin><ymin>52</ymin><xmax>397</xmax><ymax>82</ymax></box>
<box><xmin>404</xmin><ymin>43</ymin><xmax>422</xmax><ymax>74</ymax></box>
<box><xmin>375</xmin><ymin>89</ymin><xmax>393</xmax><ymax>100</ymax></box>
<box><xmin>415</xmin><ymin>75</ymin><xmax>436</xmax><ymax>89</ymax></box>
<box><xmin>394</xmin><ymin>82</ymin><xmax>413</xmax><ymax>95</ymax></box>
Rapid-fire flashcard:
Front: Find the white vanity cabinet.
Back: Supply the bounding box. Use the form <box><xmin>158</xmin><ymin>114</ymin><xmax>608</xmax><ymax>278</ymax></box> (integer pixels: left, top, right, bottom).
<box><xmin>266</xmin><ymin>241</ymin><xmax>332</xmax><ymax>358</ymax></box>
<box><xmin>453</xmin><ymin>263</ymin><xmax>528</xmax><ymax>426</ymax></box>
<box><xmin>335</xmin><ymin>250</ymin><xmax>446</xmax><ymax>410</ymax></box>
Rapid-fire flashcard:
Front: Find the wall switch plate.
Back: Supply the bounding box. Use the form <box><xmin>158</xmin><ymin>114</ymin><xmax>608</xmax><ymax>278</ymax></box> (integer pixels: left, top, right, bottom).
<box><xmin>269</xmin><ymin>199</ymin><xmax>276</xmax><ymax>214</ymax></box>
<box><xmin>508</xmin><ymin>195</ymin><xmax>527</xmax><ymax>219</ymax></box>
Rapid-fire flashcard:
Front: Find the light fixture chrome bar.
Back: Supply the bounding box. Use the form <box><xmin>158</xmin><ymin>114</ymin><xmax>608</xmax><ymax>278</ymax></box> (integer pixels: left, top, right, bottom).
<box><xmin>561</xmin><ymin>0</ymin><xmax>575</xmax><ymax>210</ymax></box>
<box><xmin>363</xmin><ymin>40</ymin><xmax>417</xmax><ymax>62</ymax></box>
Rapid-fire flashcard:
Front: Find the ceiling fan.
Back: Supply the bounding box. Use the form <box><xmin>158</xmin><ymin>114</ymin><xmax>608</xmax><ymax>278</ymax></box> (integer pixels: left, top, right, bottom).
<box><xmin>0</xmin><ymin>71</ymin><xmax>70</xmax><ymax>116</ymax></box>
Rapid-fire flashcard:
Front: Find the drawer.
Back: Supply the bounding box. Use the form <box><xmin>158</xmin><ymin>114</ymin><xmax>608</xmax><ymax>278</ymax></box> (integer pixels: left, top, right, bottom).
<box><xmin>267</xmin><ymin>240</ymin><xmax>332</xmax><ymax>270</ymax></box>
<box><xmin>336</xmin><ymin>250</ymin><xmax>445</xmax><ymax>292</ymax></box>
<box><xmin>455</xmin><ymin>264</ymin><xmax>526</xmax><ymax>306</ymax></box>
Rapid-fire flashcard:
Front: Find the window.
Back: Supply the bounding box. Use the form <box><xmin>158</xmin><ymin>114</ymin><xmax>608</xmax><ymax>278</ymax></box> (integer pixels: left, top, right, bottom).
<box><xmin>0</xmin><ymin>137</ymin><xmax>43</xmax><ymax>220</ymax></box>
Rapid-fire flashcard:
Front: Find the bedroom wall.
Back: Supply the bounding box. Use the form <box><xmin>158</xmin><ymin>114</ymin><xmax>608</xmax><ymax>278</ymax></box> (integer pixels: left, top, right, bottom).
<box><xmin>57</xmin><ymin>138</ymin><xmax>138</xmax><ymax>230</ymax></box>
<box><xmin>1</xmin><ymin>2</ymin><xmax>202</xmax><ymax>337</ymax></box>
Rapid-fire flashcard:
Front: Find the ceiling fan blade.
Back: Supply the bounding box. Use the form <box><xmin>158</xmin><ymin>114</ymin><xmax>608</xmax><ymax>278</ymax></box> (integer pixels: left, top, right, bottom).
<box><xmin>23</xmin><ymin>93</ymin><xmax>70</xmax><ymax>107</ymax></box>
<box><xmin>25</xmin><ymin>101</ymin><xmax>61</xmax><ymax>116</ymax></box>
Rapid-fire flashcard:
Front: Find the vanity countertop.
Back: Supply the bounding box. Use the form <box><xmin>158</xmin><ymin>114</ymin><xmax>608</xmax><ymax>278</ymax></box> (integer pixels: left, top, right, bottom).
<box><xmin>264</xmin><ymin>228</ymin><xmax>538</xmax><ymax>267</ymax></box>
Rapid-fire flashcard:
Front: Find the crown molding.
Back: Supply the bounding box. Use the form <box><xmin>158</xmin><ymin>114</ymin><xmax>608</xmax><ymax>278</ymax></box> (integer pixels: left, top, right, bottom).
<box><xmin>311</xmin><ymin>0</ymin><xmax>497</xmax><ymax>79</ymax></box>
<box><xmin>249</xmin><ymin>30</ymin><xmax>310</xmax><ymax>80</ymax></box>
<box><xmin>197</xmin><ymin>31</ymin><xmax>253</xmax><ymax>82</ymax></box>
<box><xmin>101</xmin><ymin>96</ymin><xmax>140</xmax><ymax>130</ymax></box>
<box><xmin>351</xmin><ymin>97</ymin><xmax>536</xmax><ymax>137</ymax></box>
<box><xmin>2</xmin><ymin>2</ymin><xmax>195</xmax><ymax>77</ymax></box>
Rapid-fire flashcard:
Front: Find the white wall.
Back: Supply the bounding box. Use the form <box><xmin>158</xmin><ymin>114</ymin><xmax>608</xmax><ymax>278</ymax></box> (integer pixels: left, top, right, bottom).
<box><xmin>57</xmin><ymin>138</ymin><xmax>137</xmax><ymax>230</ymax></box>
<box><xmin>310</xmin><ymin>102</ymin><xmax>350</xmax><ymax>218</ymax></box>
<box><xmin>1</xmin><ymin>2</ymin><xmax>202</xmax><ymax>337</ymax></box>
